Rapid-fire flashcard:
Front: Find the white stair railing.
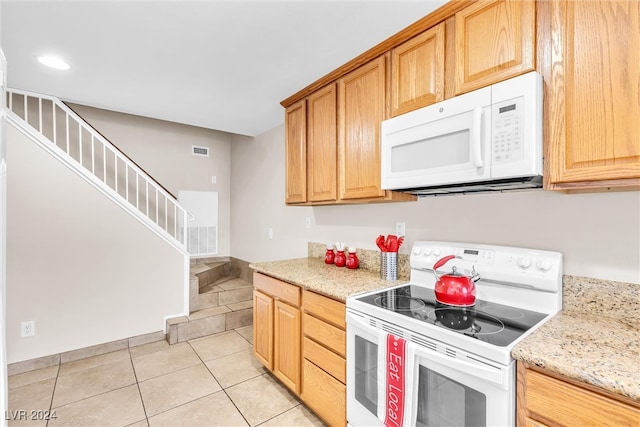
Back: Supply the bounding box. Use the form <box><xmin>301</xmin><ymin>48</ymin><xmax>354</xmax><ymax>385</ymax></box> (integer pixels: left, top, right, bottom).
<box><xmin>6</xmin><ymin>88</ymin><xmax>189</xmax><ymax>250</ymax></box>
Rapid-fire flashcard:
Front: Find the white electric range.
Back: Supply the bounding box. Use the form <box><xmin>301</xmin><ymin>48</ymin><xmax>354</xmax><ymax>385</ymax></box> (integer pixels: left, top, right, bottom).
<box><xmin>346</xmin><ymin>240</ymin><xmax>562</xmax><ymax>427</ymax></box>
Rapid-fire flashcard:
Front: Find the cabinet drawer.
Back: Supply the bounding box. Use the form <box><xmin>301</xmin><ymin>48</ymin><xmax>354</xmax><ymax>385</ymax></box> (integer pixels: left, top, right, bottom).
<box><xmin>303</xmin><ymin>313</ymin><xmax>346</xmax><ymax>357</ymax></box>
<box><xmin>304</xmin><ymin>290</ymin><xmax>346</xmax><ymax>329</ymax></box>
<box><xmin>524</xmin><ymin>368</ymin><xmax>640</xmax><ymax>426</ymax></box>
<box><xmin>253</xmin><ymin>272</ymin><xmax>300</xmax><ymax>306</ymax></box>
<box><xmin>303</xmin><ymin>337</ymin><xmax>345</xmax><ymax>384</ymax></box>
<box><xmin>302</xmin><ymin>359</ymin><xmax>346</xmax><ymax>427</ymax></box>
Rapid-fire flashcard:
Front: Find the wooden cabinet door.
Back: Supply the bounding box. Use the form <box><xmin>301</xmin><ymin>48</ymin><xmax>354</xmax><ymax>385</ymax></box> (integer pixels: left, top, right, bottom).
<box><xmin>274</xmin><ymin>300</ymin><xmax>301</xmax><ymax>394</ymax></box>
<box><xmin>391</xmin><ymin>22</ymin><xmax>445</xmax><ymax>117</ymax></box>
<box><xmin>284</xmin><ymin>99</ymin><xmax>307</xmax><ymax>203</ymax></box>
<box><xmin>455</xmin><ymin>0</ymin><xmax>535</xmax><ymax>94</ymax></box>
<box><xmin>338</xmin><ymin>55</ymin><xmax>387</xmax><ymax>200</ymax></box>
<box><xmin>545</xmin><ymin>0</ymin><xmax>640</xmax><ymax>188</ymax></box>
<box><xmin>307</xmin><ymin>84</ymin><xmax>337</xmax><ymax>202</ymax></box>
<box><xmin>253</xmin><ymin>290</ymin><xmax>273</xmax><ymax>370</ymax></box>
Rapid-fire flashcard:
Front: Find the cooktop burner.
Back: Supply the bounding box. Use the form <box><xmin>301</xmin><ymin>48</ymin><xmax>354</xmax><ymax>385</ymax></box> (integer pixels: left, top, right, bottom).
<box><xmin>374</xmin><ymin>295</ymin><xmax>425</xmax><ymax>312</ymax></box>
<box><xmin>356</xmin><ymin>284</ymin><xmax>547</xmax><ymax>347</ymax></box>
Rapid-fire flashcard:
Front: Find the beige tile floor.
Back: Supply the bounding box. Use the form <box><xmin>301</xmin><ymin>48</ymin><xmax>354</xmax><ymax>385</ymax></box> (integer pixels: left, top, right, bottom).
<box><xmin>7</xmin><ymin>326</ymin><xmax>326</xmax><ymax>427</ymax></box>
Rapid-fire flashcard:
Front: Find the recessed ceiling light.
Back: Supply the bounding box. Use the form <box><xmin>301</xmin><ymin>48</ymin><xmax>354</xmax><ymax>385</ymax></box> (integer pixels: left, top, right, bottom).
<box><xmin>37</xmin><ymin>55</ymin><xmax>70</xmax><ymax>70</ymax></box>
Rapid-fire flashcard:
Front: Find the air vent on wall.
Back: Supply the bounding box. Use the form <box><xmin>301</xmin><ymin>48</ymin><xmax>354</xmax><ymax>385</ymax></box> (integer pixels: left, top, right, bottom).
<box><xmin>192</xmin><ymin>145</ymin><xmax>209</xmax><ymax>157</ymax></box>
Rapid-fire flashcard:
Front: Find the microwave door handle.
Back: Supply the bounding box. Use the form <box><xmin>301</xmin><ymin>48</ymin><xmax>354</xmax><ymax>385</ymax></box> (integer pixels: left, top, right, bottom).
<box><xmin>472</xmin><ymin>107</ymin><xmax>484</xmax><ymax>168</ymax></box>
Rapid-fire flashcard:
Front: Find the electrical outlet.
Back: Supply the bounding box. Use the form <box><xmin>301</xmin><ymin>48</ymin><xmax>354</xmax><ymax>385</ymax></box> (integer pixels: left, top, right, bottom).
<box><xmin>305</xmin><ymin>217</ymin><xmax>311</xmax><ymax>229</ymax></box>
<box><xmin>21</xmin><ymin>321</ymin><xmax>35</xmax><ymax>338</ymax></box>
<box><xmin>211</xmin><ymin>176</ymin><xmax>217</xmax><ymax>184</ymax></box>
<box><xmin>268</xmin><ymin>227</ymin><xmax>273</xmax><ymax>240</ymax></box>
<box><xmin>396</xmin><ymin>222</ymin><xmax>406</xmax><ymax>237</ymax></box>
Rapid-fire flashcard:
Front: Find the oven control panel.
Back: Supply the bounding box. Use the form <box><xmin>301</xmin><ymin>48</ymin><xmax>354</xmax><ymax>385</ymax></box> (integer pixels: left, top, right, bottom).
<box><xmin>411</xmin><ymin>240</ymin><xmax>562</xmax><ymax>292</ymax></box>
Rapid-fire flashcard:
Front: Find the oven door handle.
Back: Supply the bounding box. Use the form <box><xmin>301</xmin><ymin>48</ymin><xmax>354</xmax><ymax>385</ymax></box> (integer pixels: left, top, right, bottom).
<box><xmin>413</xmin><ymin>344</ymin><xmax>507</xmax><ymax>387</ymax></box>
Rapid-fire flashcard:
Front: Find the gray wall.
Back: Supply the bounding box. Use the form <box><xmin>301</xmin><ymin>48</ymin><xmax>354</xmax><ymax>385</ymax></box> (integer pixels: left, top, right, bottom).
<box><xmin>231</xmin><ymin>124</ymin><xmax>640</xmax><ymax>285</ymax></box>
<box><xmin>6</xmin><ymin>124</ymin><xmax>186</xmax><ymax>363</ymax></box>
<box><xmin>68</xmin><ymin>103</ymin><xmax>233</xmax><ymax>257</ymax></box>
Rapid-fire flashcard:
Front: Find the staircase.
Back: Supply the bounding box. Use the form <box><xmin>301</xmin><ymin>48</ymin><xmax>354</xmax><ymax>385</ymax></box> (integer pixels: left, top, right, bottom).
<box><xmin>6</xmin><ymin>88</ymin><xmax>253</xmax><ymax>345</ymax></box>
<box><xmin>5</xmin><ymin>88</ymin><xmax>189</xmax><ymax>252</ymax></box>
<box><xmin>166</xmin><ymin>259</ymin><xmax>253</xmax><ymax>343</ymax></box>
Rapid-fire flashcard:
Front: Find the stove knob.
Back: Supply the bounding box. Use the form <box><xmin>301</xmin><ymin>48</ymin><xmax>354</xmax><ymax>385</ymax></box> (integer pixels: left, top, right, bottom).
<box><xmin>423</xmin><ymin>248</ymin><xmax>432</xmax><ymax>256</ymax></box>
<box><xmin>413</xmin><ymin>247</ymin><xmax>422</xmax><ymax>255</ymax></box>
<box><xmin>536</xmin><ymin>258</ymin><xmax>552</xmax><ymax>272</ymax></box>
<box><xmin>433</xmin><ymin>248</ymin><xmax>441</xmax><ymax>256</ymax></box>
<box><xmin>517</xmin><ymin>256</ymin><xmax>532</xmax><ymax>269</ymax></box>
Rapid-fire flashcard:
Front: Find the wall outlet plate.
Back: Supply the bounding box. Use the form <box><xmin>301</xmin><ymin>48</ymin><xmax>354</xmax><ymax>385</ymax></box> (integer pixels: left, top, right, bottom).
<box><xmin>396</xmin><ymin>222</ymin><xmax>406</xmax><ymax>237</ymax></box>
<box><xmin>21</xmin><ymin>320</ymin><xmax>35</xmax><ymax>337</ymax></box>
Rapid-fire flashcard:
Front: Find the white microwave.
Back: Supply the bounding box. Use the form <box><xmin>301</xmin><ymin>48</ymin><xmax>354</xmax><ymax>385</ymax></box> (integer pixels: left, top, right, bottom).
<box><xmin>381</xmin><ymin>72</ymin><xmax>543</xmax><ymax>196</ymax></box>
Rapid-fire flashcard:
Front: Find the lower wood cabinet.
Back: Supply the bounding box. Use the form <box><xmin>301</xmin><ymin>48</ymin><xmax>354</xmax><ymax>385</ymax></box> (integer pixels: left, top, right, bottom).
<box><xmin>273</xmin><ymin>300</ymin><xmax>301</xmax><ymax>393</ymax></box>
<box><xmin>252</xmin><ymin>289</ymin><xmax>274</xmax><ymax>369</ymax></box>
<box><xmin>301</xmin><ymin>290</ymin><xmax>347</xmax><ymax>427</ymax></box>
<box><xmin>253</xmin><ymin>273</ymin><xmax>301</xmax><ymax>394</ymax></box>
<box><xmin>302</xmin><ymin>358</ymin><xmax>346</xmax><ymax>427</ymax></box>
<box><xmin>252</xmin><ymin>274</ymin><xmax>348</xmax><ymax>426</ymax></box>
<box><xmin>517</xmin><ymin>361</ymin><xmax>640</xmax><ymax>427</ymax></box>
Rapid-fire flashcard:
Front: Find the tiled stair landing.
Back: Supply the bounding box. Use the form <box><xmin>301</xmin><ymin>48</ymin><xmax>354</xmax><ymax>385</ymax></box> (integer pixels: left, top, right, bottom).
<box><xmin>166</xmin><ymin>260</ymin><xmax>253</xmax><ymax>344</ymax></box>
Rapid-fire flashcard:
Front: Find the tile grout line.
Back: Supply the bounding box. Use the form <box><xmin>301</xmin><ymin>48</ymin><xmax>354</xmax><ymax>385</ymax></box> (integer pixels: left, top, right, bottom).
<box><xmin>186</xmin><ymin>337</ymin><xmax>254</xmax><ymax>426</ymax></box>
<box><xmin>128</xmin><ymin>347</ymin><xmax>152</xmax><ymax>426</ymax></box>
<box><xmin>45</xmin><ymin>362</ymin><xmax>61</xmax><ymax>427</ymax></box>
<box><xmin>188</xmin><ymin>330</ymin><xmax>310</xmax><ymax>427</ymax></box>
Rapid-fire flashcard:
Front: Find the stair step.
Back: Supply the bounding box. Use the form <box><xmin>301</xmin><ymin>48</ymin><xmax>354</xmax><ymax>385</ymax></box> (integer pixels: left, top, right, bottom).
<box><xmin>166</xmin><ymin>277</ymin><xmax>253</xmax><ymax>344</ymax></box>
<box><xmin>192</xmin><ymin>261</ymin><xmax>231</xmax><ymax>291</ymax></box>
<box><xmin>170</xmin><ymin>261</ymin><xmax>254</xmax><ymax>344</ymax></box>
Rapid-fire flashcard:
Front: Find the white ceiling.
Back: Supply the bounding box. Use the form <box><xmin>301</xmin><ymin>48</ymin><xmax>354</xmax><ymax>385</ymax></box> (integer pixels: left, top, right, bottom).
<box><xmin>2</xmin><ymin>0</ymin><xmax>447</xmax><ymax>136</ymax></box>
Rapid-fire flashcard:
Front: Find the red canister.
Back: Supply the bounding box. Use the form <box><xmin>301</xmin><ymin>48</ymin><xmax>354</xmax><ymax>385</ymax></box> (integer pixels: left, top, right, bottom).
<box><xmin>335</xmin><ymin>250</ymin><xmax>346</xmax><ymax>267</ymax></box>
<box><xmin>324</xmin><ymin>244</ymin><xmax>335</xmax><ymax>264</ymax></box>
<box><xmin>346</xmin><ymin>247</ymin><xmax>360</xmax><ymax>269</ymax></box>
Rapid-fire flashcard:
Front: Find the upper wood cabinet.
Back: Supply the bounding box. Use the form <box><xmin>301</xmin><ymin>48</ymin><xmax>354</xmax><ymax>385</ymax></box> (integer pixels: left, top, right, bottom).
<box><xmin>543</xmin><ymin>0</ymin><xmax>640</xmax><ymax>188</ymax></box>
<box><xmin>307</xmin><ymin>84</ymin><xmax>337</xmax><ymax>202</ymax></box>
<box><xmin>284</xmin><ymin>100</ymin><xmax>307</xmax><ymax>203</ymax></box>
<box><xmin>455</xmin><ymin>0</ymin><xmax>535</xmax><ymax>94</ymax></box>
<box><xmin>390</xmin><ymin>22</ymin><xmax>446</xmax><ymax>117</ymax></box>
<box><xmin>338</xmin><ymin>55</ymin><xmax>388</xmax><ymax>200</ymax></box>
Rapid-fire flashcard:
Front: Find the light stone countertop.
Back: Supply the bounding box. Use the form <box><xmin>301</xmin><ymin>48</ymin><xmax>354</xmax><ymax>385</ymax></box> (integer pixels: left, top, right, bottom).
<box><xmin>250</xmin><ymin>257</ymin><xmax>406</xmax><ymax>301</ymax></box>
<box><xmin>251</xmin><ymin>250</ymin><xmax>640</xmax><ymax>403</ymax></box>
<box><xmin>512</xmin><ymin>276</ymin><xmax>640</xmax><ymax>403</ymax></box>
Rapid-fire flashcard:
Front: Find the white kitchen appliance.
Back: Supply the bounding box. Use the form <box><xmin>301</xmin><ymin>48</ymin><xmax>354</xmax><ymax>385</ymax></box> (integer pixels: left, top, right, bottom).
<box><xmin>346</xmin><ymin>241</ymin><xmax>562</xmax><ymax>427</ymax></box>
<box><xmin>381</xmin><ymin>72</ymin><xmax>543</xmax><ymax>196</ymax></box>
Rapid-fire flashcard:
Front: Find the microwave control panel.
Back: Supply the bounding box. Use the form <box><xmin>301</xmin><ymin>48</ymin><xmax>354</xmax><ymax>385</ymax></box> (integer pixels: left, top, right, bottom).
<box><xmin>492</xmin><ymin>96</ymin><xmax>524</xmax><ymax>165</ymax></box>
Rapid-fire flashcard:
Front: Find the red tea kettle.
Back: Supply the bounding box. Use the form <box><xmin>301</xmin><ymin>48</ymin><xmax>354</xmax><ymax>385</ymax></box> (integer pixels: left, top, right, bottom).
<box><xmin>433</xmin><ymin>255</ymin><xmax>480</xmax><ymax>307</ymax></box>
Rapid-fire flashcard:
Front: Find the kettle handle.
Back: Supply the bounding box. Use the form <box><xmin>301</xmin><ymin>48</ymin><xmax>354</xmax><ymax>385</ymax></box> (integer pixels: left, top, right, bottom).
<box><xmin>433</xmin><ymin>255</ymin><xmax>458</xmax><ymax>281</ymax></box>
<box><xmin>433</xmin><ymin>255</ymin><xmax>457</xmax><ymax>271</ymax></box>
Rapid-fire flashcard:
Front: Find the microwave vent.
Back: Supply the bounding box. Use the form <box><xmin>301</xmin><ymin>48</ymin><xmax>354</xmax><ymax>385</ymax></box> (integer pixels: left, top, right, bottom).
<box><xmin>397</xmin><ymin>175</ymin><xmax>543</xmax><ymax>197</ymax></box>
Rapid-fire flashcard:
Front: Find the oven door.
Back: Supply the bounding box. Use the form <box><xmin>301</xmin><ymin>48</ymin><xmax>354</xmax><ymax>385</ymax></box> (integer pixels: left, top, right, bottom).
<box><xmin>346</xmin><ymin>310</ymin><xmax>515</xmax><ymax>427</ymax></box>
<box><xmin>407</xmin><ymin>340</ymin><xmax>514</xmax><ymax>427</ymax></box>
<box><xmin>347</xmin><ymin>310</ymin><xmax>383</xmax><ymax>426</ymax></box>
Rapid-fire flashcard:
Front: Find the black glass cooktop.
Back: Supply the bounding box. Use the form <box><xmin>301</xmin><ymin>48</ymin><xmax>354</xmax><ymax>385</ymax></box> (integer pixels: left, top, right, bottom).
<box><xmin>356</xmin><ymin>284</ymin><xmax>548</xmax><ymax>347</ymax></box>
